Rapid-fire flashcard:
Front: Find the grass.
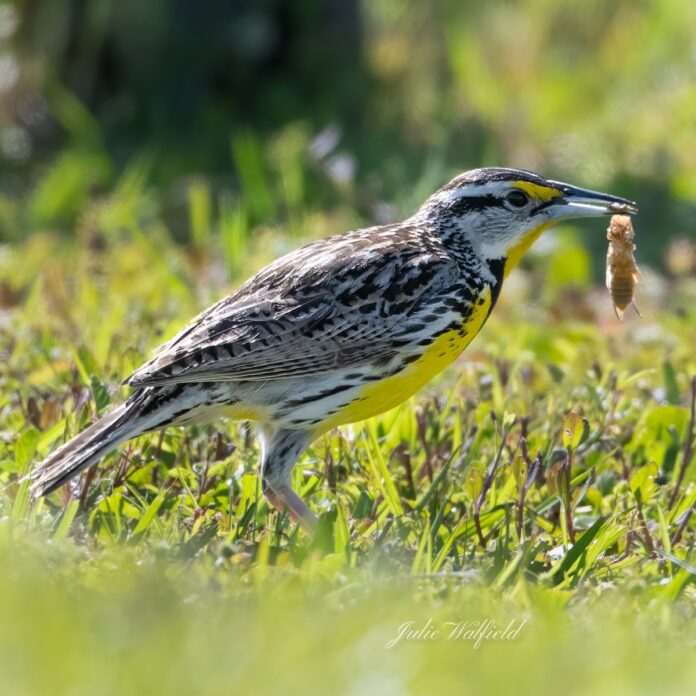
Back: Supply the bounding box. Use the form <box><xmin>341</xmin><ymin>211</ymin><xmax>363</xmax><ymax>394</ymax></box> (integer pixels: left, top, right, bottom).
<box><xmin>2</xmin><ymin>180</ymin><xmax>696</xmax><ymax>694</ymax></box>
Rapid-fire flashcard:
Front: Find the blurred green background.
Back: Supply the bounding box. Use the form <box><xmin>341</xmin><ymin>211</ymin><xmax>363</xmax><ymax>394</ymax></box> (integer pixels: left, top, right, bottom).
<box><xmin>2</xmin><ymin>3</ymin><xmax>696</xmax><ymax>694</ymax></box>
<box><xmin>1</xmin><ymin>0</ymin><xmax>695</xmax><ymax>269</ymax></box>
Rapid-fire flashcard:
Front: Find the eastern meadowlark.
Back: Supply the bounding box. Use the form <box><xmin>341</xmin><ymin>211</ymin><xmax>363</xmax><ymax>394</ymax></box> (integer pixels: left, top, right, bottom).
<box><xmin>28</xmin><ymin>167</ymin><xmax>637</xmax><ymax>529</ymax></box>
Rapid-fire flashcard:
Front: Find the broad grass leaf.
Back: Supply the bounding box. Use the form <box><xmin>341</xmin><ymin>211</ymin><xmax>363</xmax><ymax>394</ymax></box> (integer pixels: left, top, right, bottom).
<box><xmin>15</xmin><ymin>428</ymin><xmax>40</xmax><ymax>474</ymax></box>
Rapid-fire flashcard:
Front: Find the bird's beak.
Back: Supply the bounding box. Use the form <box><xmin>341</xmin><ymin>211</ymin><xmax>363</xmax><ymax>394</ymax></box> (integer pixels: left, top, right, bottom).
<box><xmin>543</xmin><ymin>181</ymin><xmax>638</xmax><ymax>219</ymax></box>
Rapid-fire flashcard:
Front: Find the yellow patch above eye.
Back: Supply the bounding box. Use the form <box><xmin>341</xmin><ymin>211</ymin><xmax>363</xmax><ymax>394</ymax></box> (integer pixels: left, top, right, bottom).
<box><xmin>511</xmin><ymin>181</ymin><xmax>562</xmax><ymax>202</ymax></box>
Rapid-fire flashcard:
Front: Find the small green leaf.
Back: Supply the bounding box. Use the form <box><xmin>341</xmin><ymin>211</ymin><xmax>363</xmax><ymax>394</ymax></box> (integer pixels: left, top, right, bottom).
<box><xmin>15</xmin><ymin>428</ymin><xmax>40</xmax><ymax>473</ymax></box>
<box><xmin>563</xmin><ymin>413</ymin><xmax>590</xmax><ymax>451</ymax></box>
<box><xmin>644</xmin><ymin>406</ymin><xmax>688</xmax><ymax>439</ymax></box>
<box><xmin>551</xmin><ymin>515</ymin><xmax>608</xmax><ymax>584</ymax></box>
<box><xmin>333</xmin><ymin>503</ymin><xmax>351</xmax><ymax>556</ymax></box>
<box><xmin>53</xmin><ymin>500</ymin><xmax>80</xmax><ymax>540</ymax></box>
<box><xmin>90</xmin><ymin>375</ymin><xmax>111</xmax><ymax>413</ymax></box>
<box><xmin>502</xmin><ymin>411</ymin><xmax>516</xmax><ymax>429</ymax></box>
<box><xmin>511</xmin><ymin>455</ymin><xmax>527</xmax><ymax>493</ymax></box>
<box><xmin>663</xmin><ymin>361</ymin><xmax>681</xmax><ymax>405</ymax></box>
<box><xmin>131</xmin><ymin>492</ymin><xmax>167</xmax><ymax>538</ymax></box>
<box><xmin>661</xmin><ymin>551</ymin><xmax>696</xmax><ymax>577</ymax></box>
<box><xmin>73</xmin><ymin>345</ymin><xmax>99</xmax><ymax>385</ymax></box>
<box><xmin>630</xmin><ymin>462</ymin><xmax>659</xmax><ymax>504</ymax></box>
<box><xmin>352</xmin><ymin>490</ymin><xmax>373</xmax><ymax>519</ymax></box>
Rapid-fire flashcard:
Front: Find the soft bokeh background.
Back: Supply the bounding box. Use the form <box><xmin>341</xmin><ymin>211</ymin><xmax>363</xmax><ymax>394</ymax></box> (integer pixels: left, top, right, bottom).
<box><xmin>1</xmin><ymin>0</ymin><xmax>695</xmax><ymax>265</ymax></box>
<box><xmin>2</xmin><ymin>2</ymin><xmax>696</xmax><ymax>695</ymax></box>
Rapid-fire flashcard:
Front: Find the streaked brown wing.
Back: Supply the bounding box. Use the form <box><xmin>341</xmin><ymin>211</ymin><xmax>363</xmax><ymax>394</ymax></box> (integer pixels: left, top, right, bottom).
<box><xmin>126</xmin><ymin>227</ymin><xmax>459</xmax><ymax>386</ymax></box>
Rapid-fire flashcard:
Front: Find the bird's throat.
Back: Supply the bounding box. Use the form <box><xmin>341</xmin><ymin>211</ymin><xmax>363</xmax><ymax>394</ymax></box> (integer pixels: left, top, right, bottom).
<box><xmin>503</xmin><ymin>221</ymin><xmax>555</xmax><ymax>278</ymax></box>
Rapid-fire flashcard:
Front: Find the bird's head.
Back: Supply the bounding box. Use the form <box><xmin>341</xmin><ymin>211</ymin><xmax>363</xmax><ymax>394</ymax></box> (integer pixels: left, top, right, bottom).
<box><xmin>422</xmin><ymin>167</ymin><xmax>638</xmax><ymax>276</ymax></box>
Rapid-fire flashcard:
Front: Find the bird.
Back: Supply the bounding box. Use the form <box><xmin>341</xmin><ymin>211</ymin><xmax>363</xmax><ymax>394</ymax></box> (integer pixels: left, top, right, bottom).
<box><xmin>28</xmin><ymin>167</ymin><xmax>637</xmax><ymax>530</ymax></box>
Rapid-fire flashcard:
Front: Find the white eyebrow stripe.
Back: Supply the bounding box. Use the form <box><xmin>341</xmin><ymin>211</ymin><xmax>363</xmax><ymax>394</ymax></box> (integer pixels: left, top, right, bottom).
<box><xmin>426</xmin><ymin>181</ymin><xmax>509</xmax><ymax>208</ymax></box>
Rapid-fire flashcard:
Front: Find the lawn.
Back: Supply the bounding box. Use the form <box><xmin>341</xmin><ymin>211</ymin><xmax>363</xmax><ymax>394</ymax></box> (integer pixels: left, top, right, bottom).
<box><xmin>2</xmin><ymin>2</ymin><xmax>696</xmax><ymax>690</ymax></box>
<box><xmin>1</xmin><ymin>177</ymin><xmax>696</xmax><ymax>694</ymax></box>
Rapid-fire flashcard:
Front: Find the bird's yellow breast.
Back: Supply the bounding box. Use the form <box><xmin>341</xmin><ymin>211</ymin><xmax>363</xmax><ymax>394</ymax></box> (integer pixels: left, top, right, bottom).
<box><xmin>321</xmin><ymin>289</ymin><xmax>492</xmax><ymax>429</ymax></box>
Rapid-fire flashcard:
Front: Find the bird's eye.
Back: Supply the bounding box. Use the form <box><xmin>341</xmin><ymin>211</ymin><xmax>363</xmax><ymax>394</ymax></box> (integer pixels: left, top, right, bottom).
<box><xmin>505</xmin><ymin>190</ymin><xmax>529</xmax><ymax>208</ymax></box>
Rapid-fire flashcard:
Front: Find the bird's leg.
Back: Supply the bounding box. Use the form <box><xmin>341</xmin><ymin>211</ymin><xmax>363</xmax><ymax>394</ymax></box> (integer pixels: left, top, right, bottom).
<box><xmin>259</xmin><ymin>428</ymin><xmax>316</xmax><ymax>532</ymax></box>
<box><xmin>265</xmin><ymin>483</ymin><xmax>318</xmax><ymax>532</ymax></box>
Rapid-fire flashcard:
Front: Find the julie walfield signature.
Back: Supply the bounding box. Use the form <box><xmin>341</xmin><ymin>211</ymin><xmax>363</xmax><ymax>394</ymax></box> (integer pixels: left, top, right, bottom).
<box><xmin>385</xmin><ymin>618</ymin><xmax>527</xmax><ymax>649</ymax></box>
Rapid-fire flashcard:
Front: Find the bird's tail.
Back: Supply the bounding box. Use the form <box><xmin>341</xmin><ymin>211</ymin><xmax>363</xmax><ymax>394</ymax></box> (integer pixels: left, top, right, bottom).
<box><xmin>27</xmin><ymin>388</ymin><xmax>173</xmax><ymax>497</ymax></box>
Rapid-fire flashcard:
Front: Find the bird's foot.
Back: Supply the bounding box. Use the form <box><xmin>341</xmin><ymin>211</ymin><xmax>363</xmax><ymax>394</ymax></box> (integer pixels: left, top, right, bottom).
<box><xmin>265</xmin><ymin>484</ymin><xmax>318</xmax><ymax>533</ymax></box>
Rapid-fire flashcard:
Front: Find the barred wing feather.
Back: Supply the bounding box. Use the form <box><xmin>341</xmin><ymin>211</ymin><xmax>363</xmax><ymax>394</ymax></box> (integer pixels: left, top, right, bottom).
<box><xmin>127</xmin><ymin>233</ymin><xmax>459</xmax><ymax>386</ymax></box>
